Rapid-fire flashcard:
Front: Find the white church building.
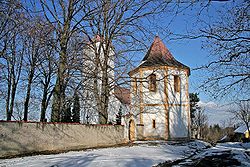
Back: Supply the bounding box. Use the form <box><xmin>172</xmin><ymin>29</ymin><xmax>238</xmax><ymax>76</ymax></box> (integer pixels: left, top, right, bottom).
<box><xmin>126</xmin><ymin>36</ymin><xmax>191</xmax><ymax>140</ymax></box>
<box><xmin>83</xmin><ymin>36</ymin><xmax>191</xmax><ymax>141</ymax></box>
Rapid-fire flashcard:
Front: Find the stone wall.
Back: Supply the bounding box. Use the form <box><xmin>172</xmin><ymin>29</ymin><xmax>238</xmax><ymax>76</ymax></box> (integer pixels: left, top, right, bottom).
<box><xmin>0</xmin><ymin>121</ymin><xmax>127</xmax><ymax>158</ymax></box>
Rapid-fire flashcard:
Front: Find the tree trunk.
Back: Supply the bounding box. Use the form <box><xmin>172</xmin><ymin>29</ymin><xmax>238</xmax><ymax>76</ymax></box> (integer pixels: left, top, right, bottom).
<box><xmin>23</xmin><ymin>68</ymin><xmax>34</xmax><ymax>121</ymax></box>
<box><xmin>40</xmin><ymin>84</ymin><xmax>48</xmax><ymax>122</ymax></box>
<box><xmin>51</xmin><ymin>48</ymin><xmax>67</xmax><ymax>122</ymax></box>
<box><xmin>99</xmin><ymin>42</ymin><xmax>110</xmax><ymax>124</ymax></box>
<box><xmin>245</xmin><ymin>121</ymin><xmax>250</xmax><ymax>138</ymax></box>
<box><xmin>51</xmin><ymin>79</ymin><xmax>62</xmax><ymax>122</ymax></box>
<box><xmin>8</xmin><ymin>80</ymin><xmax>17</xmax><ymax>121</ymax></box>
<box><xmin>51</xmin><ymin>30</ymin><xmax>68</xmax><ymax>122</ymax></box>
<box><xmin>72</xmin><ymin>92</ymin><xmax>80</xmax><ymax>123</ymax></box>
<box><xmin>99</xmin><ymin>68</ymin><xmax>109</xmax><ymax>124</ymax></box>
<box><xmin>40</xmin><ymin>89</ymin><xmax>47</xmax><ymax>122</ymax></box>
<box><xmin>93</xmin><ymin>61</ymin><xmax>103</xmax><ymax>123</ymax></box>
<box><xmin>51</xmin><ymin>0</ymin><xmax>73</xmax><ymax>122</ymax></box>
<box><xmin>7</xmin><ymin>63</ymin><xmax>16</xmax><ymax>121</ymax></box>
<box><xmin>5</xmin><ymin>75</ymin><xmax>11</xmax><ymax>120</ymax></box>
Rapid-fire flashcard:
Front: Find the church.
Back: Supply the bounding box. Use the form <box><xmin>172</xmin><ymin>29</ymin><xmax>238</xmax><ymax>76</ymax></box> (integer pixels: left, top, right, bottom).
<box><xmin>126</xmin><ymin>36</ymin><xmax>191</xmax><ymax>140</ymax></box>
<box><xmin>83</xmin><ymin>35</ymin><xmax>191</xmax><ymax>141</ymax></box>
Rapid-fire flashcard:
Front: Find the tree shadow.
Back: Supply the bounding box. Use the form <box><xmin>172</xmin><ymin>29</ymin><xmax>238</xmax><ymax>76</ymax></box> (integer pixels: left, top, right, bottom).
<box><xmin>47</xmin><ymin>154</ymin><xmax>100</xmax><ymax>167</ymax></box>
<box><xmin>124</xmin><ymin>158</ymin><xmax>155</xmax><ymax>167</ymax></box>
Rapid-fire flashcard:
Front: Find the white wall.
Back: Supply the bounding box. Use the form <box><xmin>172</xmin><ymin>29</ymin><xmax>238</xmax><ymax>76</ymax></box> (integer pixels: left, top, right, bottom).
<box><xmin>130</xmin><ymin>67</ymin><xmax>190</xmax><ymax>140</ymax></box>
<box><xmin>108</xmin><ymin>95</ymin><xmax>130</xmax><ymax>124</ymax></box>
<box><xmin>169</xmin><ymin>105</ymin><xmax>189</xmax><ymax>138</ymax></box>
<box><xmin>142</xmin><ymin>106</ymin><xmax>167</xmax><ymax>139</ymax></box>
<box><xmin>142</xmin><ymin>70</ymin><xmax>166</xmax><ymax>104</ymax></box>
<box><xmin>167</xmin><ymin>69</ymin><xmax>189</xmax><ymax>105</ymax></box>
<box><xmin>167</xmin><ymin>68</ymin><xmax>189</xmax><ymax>138</ymax></box>
<box><xmin>81</xmin><ymin>41</ymin><xmax>116</xmax><ymax>124</ymax></box>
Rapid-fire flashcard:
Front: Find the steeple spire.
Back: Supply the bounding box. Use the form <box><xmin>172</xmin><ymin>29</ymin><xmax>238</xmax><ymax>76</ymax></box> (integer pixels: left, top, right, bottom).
<box><xmin>129</xmin><ymin>35</ymin><xmax>190</xmax><ymax>76</ymax></box>
<box><xmin>143</xmin><ymin>36</ymin><xmax>173</xmax><ymax>61</ymax></box>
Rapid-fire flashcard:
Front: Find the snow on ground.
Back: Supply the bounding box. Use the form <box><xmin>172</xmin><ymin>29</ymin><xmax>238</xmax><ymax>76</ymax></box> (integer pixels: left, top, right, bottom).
<box><xmin>1</xmin><ymin>141</ymin><xmax>249</xmax><ymax>167</ymax></box>
<box><xmin>217</xmin><ymin>142</ymin><xmax>250</xmax><ymax>150</ymax></box>
<box><xmin>0</xmin><ymin>141</ymin><xmax>208</xmax><ymax>167</ymax></box>
<box><xmin>189</xmin><ymin>142</ymin><xmax>250</xmax><ymax>167</ymax></box>
<box><xmin>217</xmin><ymin>142</ymin><xmax>250</xmax><ymax>166</ymax></box>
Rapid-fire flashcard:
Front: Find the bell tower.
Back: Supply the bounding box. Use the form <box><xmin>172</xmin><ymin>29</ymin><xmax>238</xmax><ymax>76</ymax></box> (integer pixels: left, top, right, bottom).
<box><xmin>129</xmin><ymin>36</ymin><xmax>190</xmax><ymax>140</ymax></box>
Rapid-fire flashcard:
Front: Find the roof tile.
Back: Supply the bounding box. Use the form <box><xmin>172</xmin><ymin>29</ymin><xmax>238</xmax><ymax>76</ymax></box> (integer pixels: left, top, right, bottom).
<box><xmin>114</xmin><ymin>86</ymin><xmax>130</xmax><ymax>104</ymax></box>
<box><xmin>129</xmin><ymin>36</ymin><xmax>190</xmax><ymax>75</ymax></box>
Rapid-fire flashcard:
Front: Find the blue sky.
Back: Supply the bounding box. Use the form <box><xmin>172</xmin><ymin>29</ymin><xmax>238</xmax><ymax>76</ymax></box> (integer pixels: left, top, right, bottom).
<box><xmin>135</xmin><ymin>1</ymin><xmax>230</xmax><ymax>102</ymax></box>
<box><xmin>161</xmin><ymin>1</ymin><xmax>243</xmax><ymax>125</ymax></box>
<box><xmin>130</xmin><ymin>1</ymin><xmax>238</xmax><ymax>125</ymax></box>
<box><xmin>31</xmin><ymin>0</ymin><xmax>227</xmax><ymax>103</ymax></box>
<box><xmin>165</xmin><ymin>1</ymin><xmax>236</xmax><ymax>103</ymax></box>
<box><xmin>1</xmin><ymin>1</ymin><xmax>238</xmax><ymax>124</ymax></box>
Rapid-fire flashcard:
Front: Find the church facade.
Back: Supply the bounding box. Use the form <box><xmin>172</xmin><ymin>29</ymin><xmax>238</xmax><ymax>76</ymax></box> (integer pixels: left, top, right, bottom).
<box><xmin>81</xmin><ymin>35</ymin><xmax>190</xmax><ymax>141</ymax></box>
<box><xmin>128</xmin><ymin>36</ymin><xmax>191</xmax><ymax>140</ymax></box>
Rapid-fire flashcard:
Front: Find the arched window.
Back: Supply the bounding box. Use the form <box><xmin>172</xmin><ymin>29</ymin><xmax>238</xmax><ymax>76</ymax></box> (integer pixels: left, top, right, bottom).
<box><xmin>174</xmin><ymin>75</ymin><xmax>180</xmax><ymax>92</ymax></box>
<box><xmin>149</xmin><ymin>74</ymin><xmax>156</xmax><ymax>92</ymax></box>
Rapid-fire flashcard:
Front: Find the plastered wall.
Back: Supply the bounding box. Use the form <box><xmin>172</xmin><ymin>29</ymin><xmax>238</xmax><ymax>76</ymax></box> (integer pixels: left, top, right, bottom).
<box><xmin>130</xmin><ymin>67</ymin><xmax>190</xmax><ymax>140</ymax></box>
<box><xmin>0</xmin><ymin>121</ymin><xmax>126</xmax><ymax>158</ymax></box>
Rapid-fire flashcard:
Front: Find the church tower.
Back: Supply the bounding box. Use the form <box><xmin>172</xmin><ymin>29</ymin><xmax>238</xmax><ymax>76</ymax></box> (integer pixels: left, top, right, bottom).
<box><xmin>129</xmin><ymin>36</ymin><xmax>190</xmax><ymax>140</ymax></box>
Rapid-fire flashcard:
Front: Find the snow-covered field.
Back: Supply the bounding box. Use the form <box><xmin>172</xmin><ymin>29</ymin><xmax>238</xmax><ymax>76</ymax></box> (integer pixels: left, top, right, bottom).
<box><xmin>0</xmin><ymin>141</ymin><xmax>208</xmax><ymax>167</ymax></box>
<box><xmin>1</xmin><ymin>141</ymin><xmax>249</xmax><ymax>167</ymax></box>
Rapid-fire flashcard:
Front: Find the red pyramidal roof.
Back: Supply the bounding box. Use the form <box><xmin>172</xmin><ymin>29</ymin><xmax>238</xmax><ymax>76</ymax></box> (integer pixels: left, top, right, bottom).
<box><xmin>129</xmin><ymin>36</ymin><xmax>190</xmax><ymax>75</ymax></box>
<box><xmin>143</xmin><ymin>36</ymin><xmax>173</xmax><ymax>61</ymax></box>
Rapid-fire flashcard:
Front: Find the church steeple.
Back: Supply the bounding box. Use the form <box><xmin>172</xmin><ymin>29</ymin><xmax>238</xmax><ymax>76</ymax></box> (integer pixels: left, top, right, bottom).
<box><xmin>129</xmin><ymin>36</ymin><xmax>191</xmax><ymax>141</ymax></box>
<box><xmin>129</xmin><ymin>36</ymin><xmax>190</xmax><ymax>76</ymax></box>
<box><xmin>142</xmin><ymin>36</ymin><xmax>173</xmax><ymax>61</ymax></box>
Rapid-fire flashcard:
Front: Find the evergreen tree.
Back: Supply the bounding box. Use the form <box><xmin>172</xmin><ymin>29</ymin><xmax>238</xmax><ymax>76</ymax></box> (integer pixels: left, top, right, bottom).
<box><xmin>189</xmin><ymin>93</ymin><xmax>200</xmax><ymax>124</ymax></box>
<box><xmin>61</xmin><ymin>102</ymin><xmax>72</xmax><ymax>122</ymax></box>
<box><xmin>189</xmin><ymin>93</ymin><xmax>200</xmax><ymax>138</ymax></box>
<box><xmin>72</xmin><ymin>92</ymin><xmax>80</xmax><ymax>123</ymax></box>
<box><xmin>116</xmin><ymin>106</ymin><xmax>122</xmax><ymax>125</ymax></box>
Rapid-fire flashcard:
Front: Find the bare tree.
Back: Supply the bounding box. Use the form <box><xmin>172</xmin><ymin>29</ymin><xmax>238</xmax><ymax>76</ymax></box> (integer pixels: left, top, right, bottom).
<box><xmin>80</xmin><ymin>0</ymin><xmax>177</xmax><ymax>124</ymax></box>
<box><xmin>38</xmin><ymin>50</ymin><xmax>56</xmax><ymax>122</ymax></box>
<box><xmin>193</xmin><ymin>106</ymin><xmax>208</xmax><ymax>139</ymax></box>
<box><xmin>2</xmin><ymin>31</ymin><xmax>25</xmax><ymax>120</ymax></box>
<box><xmin>187</xmin><ymin>1</ymin><xmax>249</xmax><ymax>100</ymax></box>
<box><xmin>22</xmin><ymin>18</ymin><xmax>51</xmax><ymax>121</ymax></box>
<box><xmin>0</xmin><ymin>0</ymin><xmax>22</xmax><ymax>57</ymax></box>
<box><xmin>230</xmin><ymin>100</ymin><xmax>250</xmax><ymax>135</ymax></box>
<box><xmin>35</xmin><ymin>23</ymin><xmax>56</xmax><ymax>122</ymax></box>
<box><xmin>1</xmin><ymin>4</ymin><xmax>56</xmax><ymax>121</ymax></box>
<box><xmin>0</xmin><ymin>0</ymin><xmax>197</xmax><ymax>123</ymax></box>
<box><xmin>38</xmin><ymin>0</ymin><xmax>98</xmax><ymax>122</ymax></box>
<box><xmin>0</xmin><ymin>0</ymin><xmax>18</xmax><ymax>112</ymax></box>
<box><xmin>0</xmin><ymin>1</ymin><xmax>29</xmax><ymax>120</ymax></box>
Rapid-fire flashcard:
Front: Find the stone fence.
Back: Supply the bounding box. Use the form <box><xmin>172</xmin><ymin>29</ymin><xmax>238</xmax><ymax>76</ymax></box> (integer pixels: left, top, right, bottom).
<box><xmin>0</xmin><ymin>121</ymin><xmax>127</xmax><ymax>158</ymax></box>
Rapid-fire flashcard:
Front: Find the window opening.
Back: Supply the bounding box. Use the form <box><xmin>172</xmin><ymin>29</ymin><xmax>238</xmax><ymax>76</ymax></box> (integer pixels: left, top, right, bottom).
<box><xmin>149</xmin><ymin>74</ymin><xmax>156</xmax><ymax>92</ymax></box>
<box><xmin>152</xmin><ymin>119</ymin><xmax>156</xmax><ymax>128</ymax></box>
<box><xmin>174</xmin><ymin>75</ymin><xmax>180</xmax><ymax>92</ymax></box>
